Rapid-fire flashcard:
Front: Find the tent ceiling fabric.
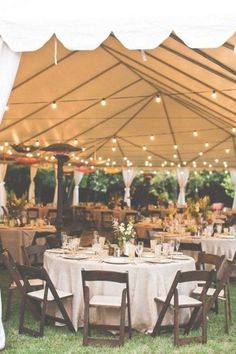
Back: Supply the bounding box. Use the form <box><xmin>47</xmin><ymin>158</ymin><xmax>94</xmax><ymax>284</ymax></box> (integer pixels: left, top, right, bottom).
<box><xmin>2</xmin><ymin>33</ymin><xmax>236</xmax><ymax>169</ymax></box>
<box><xmin>0</xmin><ymin>0</ymin><xmax>236</xmax><ymax>51</ymax></box>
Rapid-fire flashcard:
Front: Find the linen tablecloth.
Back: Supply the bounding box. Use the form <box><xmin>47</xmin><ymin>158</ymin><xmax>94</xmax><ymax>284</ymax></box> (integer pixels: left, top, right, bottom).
<box><xmin>44</xmin><ymin>253</ymin><xmax>195</xmax><ymax>332</ymax></box>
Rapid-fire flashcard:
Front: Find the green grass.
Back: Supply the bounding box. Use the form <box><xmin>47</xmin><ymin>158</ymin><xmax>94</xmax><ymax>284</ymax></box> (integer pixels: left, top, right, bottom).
<box><xmin>0</xmin><ymin>268</ymin><xmax>236</xmax><ymax>354</ymax></box>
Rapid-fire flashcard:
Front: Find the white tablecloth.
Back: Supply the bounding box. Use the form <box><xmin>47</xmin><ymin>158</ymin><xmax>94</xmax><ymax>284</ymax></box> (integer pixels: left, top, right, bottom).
<box><xmin>44</xmin><ymin>252</ymin><xmax>195</xmax><ymax>332</ymax></box>
<box><xmin>201</xmin><ymin>237</ymin><xmax>236</xmax><ymax>261</ymax></box>
<box><xmin>0</xmin><ymin>226</ymin><xmax>55</xmax><ymax>263</ymax></box>
<box><xmin>0</xmin><ymin>290</ymin><xmax>5</xmax><ymax>351</ymax></box>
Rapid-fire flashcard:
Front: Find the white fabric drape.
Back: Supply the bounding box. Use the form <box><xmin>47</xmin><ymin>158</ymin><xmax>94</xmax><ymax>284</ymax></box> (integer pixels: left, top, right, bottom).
<box><xmin>230</xmin><ymin>169</ymin><xmax>236</xmax><ymax>209</ymax></box>
<box><xmin>0</xmin><ymin>38</ymin><xmax>21</xmax><ymax>122</ymax></box>
<box><xmin>0</xmin><ymin>1</ymin><xmax>235</xmax><ymax>51</ymax></box>
<box><xmin>0</xmin><ymin>290</ymin><xmax>5</xmax><ymax>350</ymax></box>
<box><xmin>0</xmin><ymin>164</ymin><xmax>7</xmax><ymax>217</ymax></box>
<box><xmin>28</xmin><ymin>165</ymin><xmax>38</xmax><ymax>204</ymax></box>
<box><xmin>176</xmin><ymin>168</ymin><xmax>189</xmax><ymax>207</ymax></box>
<box><xmin>53</xmin><ymin>166</ymin><xmax>58</xmax><ymax>206</ymax></box>
<box><xmin>73</xmin><ymin>171</ymin><xmax>84</xmax><ymax>206</ymax></box>
<box><xmin>122</xmin><ymin>167</ymin><xmax>136</xmax><ymax>208</ymax></box>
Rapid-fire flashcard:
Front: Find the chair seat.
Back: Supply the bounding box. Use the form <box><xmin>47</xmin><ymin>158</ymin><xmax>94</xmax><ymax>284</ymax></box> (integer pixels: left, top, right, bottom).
<box><xmin>89</xmin><ymin>295</ymin><xmax>122</xmax><ymax>308</ymax></box>
<box><xmin>10</xmin><ymin>278</ymin><xmax>44</xmax><ymax>289</ymax></box>
<box><xmin>192</xmin><ymin>286</ymin><xmax>225</xmax><ymax>298</ymax></box>
<box><xmin>156</xmin><ymin>295</ymin><xmax>202</xmax><ymax>307</ymax></box>
<box><xmin>27</xmin><ymin>288</ymin><xmax>73</xmax><ymax>301</ymax></box>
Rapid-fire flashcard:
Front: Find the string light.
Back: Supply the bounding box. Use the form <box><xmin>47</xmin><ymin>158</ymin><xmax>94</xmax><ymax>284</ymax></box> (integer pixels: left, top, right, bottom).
<box><xmin>211</xmin><ymin>90</ymin><xmax>217</xmax><ymax>99</ymax></box>
<box><xmin>0</xmin><ymin>146</ymin><xmax>4</xmax><ymax>151</ymax></box>
<box><xmin>173</xmin><ymin>154</ymin><xmax>177</xmax><ymax>159</ymax></box>
<box><xmin>5</xmin><ymin>105</ymin><xmax>9</xmax><ymax>112</ymax></box>
<box><xmin>150</xmin><ymin>135</ymin><xmax>155</xmax><ymax>141</ymax></box>
<box><xmin>232</xmin><ymin>127</ymin><xmax>236</xmax><ymax>133</ymax></box>
<box><xmin>215</xmin><ymin>159</ymin><xmax>219</xmax><ymax>163</ymax></box>
<box><xmin>73</xmin><ymin>138</ymin><xmax>78</xmax><ymax>146</ymax></box>
<box><xmin>4</xmin><ymin>142</ymin><xmax>9</xmax><ymax>147</ymax></box>
<box><xmin>82</xmin><ymin>147</ymin><xmax>86</xmax><ymax>152</ymax></box>
<box><xmin>170</xmin><ymin>162</ymin><xmax>175</xmax><ymax>166</ymax></box>
<box><xmin>123</xmin><ymin>156</ymin><xmax>127</xmax><ymax>161</ymax></box>
<box><xmin>209</xmin><ymin>164</ymin><xmax>212</xmax><ymax>168</ymax></box>
<box><xmin>112</xmin><ymin>146</ymin><xmax>116</xmax><ymax>152</ymax></box>
<box><xmin>101</xmin><ymin>98</ymin><xmax>107</xmax><ymax>106</ymax></box>
<box><xmin>155</xmin><ymin>94</ymin><xmax>161</xmax><ymax>103</ymax></box>
<box><xmin>203</xmin><ymin>161</ymin><xmax>207</xmax><ymax>166</ymax></box>
<box><xmin>51</xmin><ymin>101</ymin><xmax>57</xmax><ymax>109</ymax></box>
<box><xmin>112</xmin><ymin>137</ymin><xmax>117</xmax><ymax>144</ymax></box>
<box><xmin>35</xmin><ymin>140</ymin><xmax>40</xmax><ymax>147</ymax></box>
<box><xmin>193</xmin><ymin>130</ymin><xmax>198</xmax><ymax>137</ymax></box>
<box><xmin>112</xmin><ymin>161</ymin><xmax>116</xmax><ymax>165</ymax></box>
<box><xmin>204</xmin><ymin>142</ymin><xmax>209</xmax><ymax>148</ymax></box>
<box><xmin>174</xmin><ymin>145</ymin><xmax>178</xmax><ymax>150</ymax></box>
<box><xmin>142</xmin><ymin>145</ymin><xmax>147</xmax><ymax>151</ymax></box>
<box><xmin>225</xmin><ymin>148</ymin><xmax>230</xmax><ymax>154</ymax></box>
<box><xmin>183</xmin><ymin>161</ymin><xmax>187</xmax><ymax>165</ymax></box>
<box><xmin>98</xmin><ymin>156</ymin><xmax>102</xmax><ymax>161</ymax></box>
<box><xmin>147</xmin><ymin>156</ymin><xmax>152</xmax><ymax>160</ymax></box>
<box><xmin>199</xmin><ymin>151</ymin><xmax>203</xmax><ymax>156</ymax></box>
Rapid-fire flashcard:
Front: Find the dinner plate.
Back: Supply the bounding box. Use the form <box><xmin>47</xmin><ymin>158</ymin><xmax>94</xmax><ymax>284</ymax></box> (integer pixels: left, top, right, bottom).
<box><xmin>62</xmin><ymin>254</ymin><xmax>89</xmax><ymax>260</ymax></box>
<box><xmin>103</xmin><ymin>257</ymin><xmax>130</xmax><ymax>265</ymax></box>
<box><xmin>217</xmin><ymin>235</ymin><xmax>235</xmax><ymax>239</ymax></box>
<box><xmin>171</xmin><ymin>255</ymin><xmax>191</xmax><ymax>260</ymax></box>
<box><xmin>46</xmin><ymin>249</ymin><xmax>69</xmax><ymax>254</ymax></box>
<box><xmin>145</xmin><ymin>258</ymin><xmax>172</xmax><ymax>264</ymax></box>
<box><xmin>169</xmin><ymin>252</ymin><xmax>183</xmax><ymax>255</ymax></box>
<box><xmin>142</xmin><ymin>252</ymin><xmax>155</xmax><ymax>258</ymax></box>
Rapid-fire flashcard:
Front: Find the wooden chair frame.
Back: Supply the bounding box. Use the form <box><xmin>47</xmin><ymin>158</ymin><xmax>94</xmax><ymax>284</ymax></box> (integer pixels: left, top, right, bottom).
<box><xmin>152</xmin><ymin>270</ymin><xmax>215</xmax><ymax>346</ymax></box>
<box><xmin>21</xmin><ymin>244</ymin><xmax>48</xmax><ymax>267</ymax></box>
<box><xmin>101</xmin><ymin>211</ymin><xmax>114</xmax><ymax>230</ymax></box>
<box><xmin>81</xmin><ymin>270</ymin><xmax>132</xmax><ymax>347</ymax></box>
<box><xmin>17</xmin><ymin>264</ymin><xmax>75</xmax><ymax>337</ymax></box>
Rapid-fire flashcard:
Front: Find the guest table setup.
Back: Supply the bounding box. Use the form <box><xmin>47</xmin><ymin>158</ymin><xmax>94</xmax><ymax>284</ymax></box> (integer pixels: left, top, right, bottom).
<box><xmin>44</xmin><ymin>244</ymin><xmax>195</xmax><ymax>333</ymax></box>
<box><xmin>0</xmin><ymin>224</ymin><xmax>55</xmax><ymax>263</ymax></box>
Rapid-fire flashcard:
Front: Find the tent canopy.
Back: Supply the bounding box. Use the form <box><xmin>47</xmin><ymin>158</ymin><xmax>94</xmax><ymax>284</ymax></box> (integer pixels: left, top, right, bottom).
<box><xmin>0</xmin><ymin>1</ymin><xmax>236</xmax><ymax>170</ymax></box>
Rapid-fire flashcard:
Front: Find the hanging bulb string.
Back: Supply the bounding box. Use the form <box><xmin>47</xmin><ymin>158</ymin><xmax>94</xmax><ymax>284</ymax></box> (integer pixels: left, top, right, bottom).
<box><xmin>54</xmin><ymin>37</ymin><xmax>58</xmax><ymax>65</ymax></box>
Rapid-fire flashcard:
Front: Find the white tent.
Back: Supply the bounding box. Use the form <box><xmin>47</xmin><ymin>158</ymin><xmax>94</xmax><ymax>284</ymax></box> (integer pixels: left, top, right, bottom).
<box><xmin>0</xmin><ymin>0</ymin><xmax>235</xmax><ymax>171</ymax></box>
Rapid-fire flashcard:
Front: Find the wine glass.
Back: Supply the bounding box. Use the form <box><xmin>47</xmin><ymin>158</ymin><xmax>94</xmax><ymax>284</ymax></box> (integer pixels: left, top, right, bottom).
<box><xmin>136</xmin><ymin>241</ymin><xmax>144</xmax><ymax>258</ymax></box>
<box><xmin>175</xmin><ymin>238</ymin><xmax>180</xmax><ymax>253</ymax></box>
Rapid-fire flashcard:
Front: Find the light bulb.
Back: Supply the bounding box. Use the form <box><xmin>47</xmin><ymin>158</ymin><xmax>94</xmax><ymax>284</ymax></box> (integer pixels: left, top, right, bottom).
<box><xmin>155</xmin><ymin>94</ymin><xmax>161</xmax><ymax>103</ymax></box>
<box><xmin>232</xmin><ymin>127</ymin><xmax>236</xmax><ymax>133</ymax></box>
<box><xmin>112</xmin><ymin>147</ymin><xmax>116</xmax><ymax>152</ymax></box>
<box><xmin>35</xmin><ymin>140</ymin><xmax>40</xmax><ymax>147</ymax></box>
<box><xmin>199</xmin><ymin>151</ymin><xmax>203</xmax><ymax>156</ymax></box>
<box><xmin>142</xmin><ymin>145</ymin><xmax>147</xmax><ymax>151</ymax></box>
<box><xmin>225</xmin><ymin>148</ymin><xmax>230</xmax><ymax>154</ymax></box>
<box><xmin>193</xmin><ymin>130</ymin><xmax>198</xmax><ymax>137</ymax></box>
<box><xmin>73</xmin><ymin>138</ymin><xmax>78</xmax><ymax>146</ymax></box>
<box><xmin>101</xmin><ymin>98</ymin><xmax>107</xmax><ymax>106</ymax></box>
<box><xmin>211</xmin><ymin>90</ymin><xmax>217</xmax><ymax>99</ymax></box>
<box><xmin>51</xmin><ymin>101</ymin><xmax>57</xmax><ymax>109</ymax></box>
<box><xmin>174</xmin><ymin>145</ymin><xmax>178</xmax><ymax>150</ymax></box>
<box><xmin>150</xmin><ymin>135</ymin><xmax>155</xmax><ymax>141</ymax></box>
<box><xmin>112</xmin><ymin>137</ymin><xmax>117</xmax><ymax>144</ymax></box>
<box><xmin>204</xmin><ymin>142</ymin><xmax>209</xmax><ymax>148</ymax></box>
<box><xmin>173</xmin><ymin>154</ymin><xmax>177</xmax><ymax>159</ymax></box>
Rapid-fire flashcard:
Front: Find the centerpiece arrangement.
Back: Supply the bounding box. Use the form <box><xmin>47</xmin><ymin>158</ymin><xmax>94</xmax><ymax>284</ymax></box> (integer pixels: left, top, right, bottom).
<box><xmin>6</xmin><ymin>191</ymin><xmax>28</xmax><ymax>220</ymax></box>
<box><xmin>112</xmin><ymin>217</ymin><xmax>136</xmax><ymax>250</ymax></box>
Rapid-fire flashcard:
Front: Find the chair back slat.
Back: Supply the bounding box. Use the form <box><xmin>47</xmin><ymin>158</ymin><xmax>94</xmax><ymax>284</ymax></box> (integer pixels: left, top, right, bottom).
<box><xmin>21</xmin><ymin>244</ymin><xmax>48</xmax><ymax>266</ymax></box>
<box><xmin>196</xmin><ymin>252</ymin><xmax>225</xmax><ymax>271</ymax></box>
<box><xmin>180</xmin><ymin>242</ymin><xmax>202</xmax><ymax>252</ymax></box>
<box><xmin>82</xmin><ymin>270</ymin><xmax>128</xmax><ymax>284</ymax></box>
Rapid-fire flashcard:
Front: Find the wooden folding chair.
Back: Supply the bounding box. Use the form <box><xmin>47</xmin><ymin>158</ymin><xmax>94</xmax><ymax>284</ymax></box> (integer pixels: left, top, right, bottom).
<box><xmin>2</xmin><ymin>249</ymin><xmax>43</xmax><ymax>321</ymax></box>
<box><xmin>17</xmin><ymin>264</ymin><xmax>75</xmax><ymax>337</ymax></box>
<box><xmin>27</xmin><ymin>208</ymin><xmax>39</xmax><ymax>222</ymax></box>
<box><xmin>81</xmin><ymin>270</ymin><xmax>132</xmax><ymax>347</ymax></box>
<box><xmin>101</xmin><ymin>211</ymin><xmax>113</xmax><ymax>230</ymax></box>
<box><xmin>124</xmin><ymin>212</ymin><xmax>138</xmax><ymax>224</ymax></box>
<box><xmin>31</xmin><ymin>231</ymin><xmax>56</xmax><ymax>245</ymax></box>
<box><xmin>152</xmin><ymin>269</ymin><xmax>215</xmax><ymax>346</ymax></box>
<box><xmin>21</xmin><ymin>244</ymin><xmax>48</xmax><ymax>267</ymax></box>
<box><xmin>191</xmin><ymin>259</ymin><xmax>234</xmax><ymax>334</ymax></box>
<box><xmin>193</xmin><ymin>252</ymin><xmax>225</xmax><ymax>313</ymax></box>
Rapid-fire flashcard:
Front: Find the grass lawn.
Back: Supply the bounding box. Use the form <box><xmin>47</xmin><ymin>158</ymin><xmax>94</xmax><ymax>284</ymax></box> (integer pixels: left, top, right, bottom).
<box><xmin>0</xmin><ymin>267</ymin><xmax>236</xmax><ymax>354</ymax></box>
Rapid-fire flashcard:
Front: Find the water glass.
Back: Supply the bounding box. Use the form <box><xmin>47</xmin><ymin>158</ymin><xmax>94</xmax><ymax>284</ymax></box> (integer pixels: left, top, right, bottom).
<box><xmin>216</xmin><ymin>224</ymin><xmax>222</xmax><ymax>234</ymax></box>
<box><xmin>154</xmin><ymin>244</ymin><xmax>162</xmax><ymax>259</ymax></box>
<box><xmin>169</xmin><ymin>240</ymin><xmax>175</xmax><ymax>254</ymax></box>
<box><xmin>150</xmin><ymin>239</ymin><xmax>157</xmax><ymax>251</ymax></box>
<box><xmin>162</xmin><ymin>243</ymin><xmax>170</xmax><ymax>257</ymax></box>
<box><xmin>61</xmin><ymin>232</ymin><xmax>68</xmax><ymax>248</ymax></box>
<box><xmin>136</xmin><ymin>241</ymin><xmax>144</xmax><ymax>258</ymax></box>
<box><xmin>175</xmin><ymin>238</ymin><xmax>180</xmax><ymax>252</ymax></box>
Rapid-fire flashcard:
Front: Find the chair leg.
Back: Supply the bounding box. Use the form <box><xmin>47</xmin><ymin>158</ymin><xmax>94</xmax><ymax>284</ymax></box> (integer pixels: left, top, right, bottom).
<box><xmin>83</xmin><ymin>290</ymin><xmax>90</xmax><ymax>346</ymax></box>
<box><xmin>227</xmin><ymin>283</ymin><xmax>232</xmax><ymax>324</ymax></box>
<box><xmin>202</xmin><ymin>304</ymin><xmax>207</xmax><ymax>344</ymax></box>
<box><xmin>224</xmin><ymin>299</ymin><xmax>229</xmax><ymax>334</ymax></box>
<box><xmin>127</xmin><ymin>304</ymin><xmax>132</xmax><ymax>339</ymax></box>
<box><xmin>5</xmin><ymin>287</ymin><xmax>13</xmax><ymax>321</ymax></box>
<box><xmin>152</xmin><ymin>301</ymin><xmax>169</xmax><ymax>336</ymax></box>
<box><xmin>19</xmin><ymin>297</ymin><xmax>26</xmax><ymax>334</ymax></box>
<box><xmin>174</xmin><ymin>307</ymin><xmax>179</xmax><ymax>346</ymax></box>
<box><xmin>119</xmin><ymin>301</ymin><xmax>126</xmax><ymax>346</ymax></box>
<box><xmin>39</xmin><ymin>300</ymin><xmax>47</xmax><ymax>337</ymax></box>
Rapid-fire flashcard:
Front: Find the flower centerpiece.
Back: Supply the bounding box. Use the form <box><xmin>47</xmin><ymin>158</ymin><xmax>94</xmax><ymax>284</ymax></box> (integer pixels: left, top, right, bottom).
<box><xmin>6</xmin><ymin>192</ymin><xmax>28</xmax><ymax>219</ymax></box>
<box><xmin>187</xmin><ymin>196</ymin><xmax>211</xmax><ymax>223</ymax></box>
<box><xmin>112</xmin><ymin>218</ymin><xmax>136</xmax><ymax>249</ymax></box>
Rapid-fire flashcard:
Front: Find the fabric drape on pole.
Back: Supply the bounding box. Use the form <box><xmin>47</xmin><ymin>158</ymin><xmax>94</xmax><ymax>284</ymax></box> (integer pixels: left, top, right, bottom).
<box><xmin>0</xmin><ymin>291</ymin><xmax>5</xmax><ymax>350</ymax></box>
<box><xmin>53</xmin><ymin>166</ymin><xmax>58</xmax><ymax>206</ymax></box>
<box><xmin>0</xmin><ymin>164</ymin><xmax>7</xmax><ymax>217</ymax></box>
<box><xmin>28</xmin><ymin>165</ymin><xmax>38</xmax><ymax>204</ymax></box>
<box><xmin>176</xmin><ymin>168</ymin><xmax>189</xmax><ymax>207</ymax></box>
<box><xmin>0</xmin><ymin>38</ymin><xmax>21</xmax><ymax>123</ymax></box>
<box><xmin>122</xmin><ymin>167</ymin><xmax>136</xmax><ymax>208</ymax></box>
<box><xmin>72</xmin><ymin>170</ymin><xmax>84</xmax><ymax>206</ymax></box>
<box><xmin>230</xmin><ymin>169</ymin><xmax>236</xmax><ymax>209</ymax></box>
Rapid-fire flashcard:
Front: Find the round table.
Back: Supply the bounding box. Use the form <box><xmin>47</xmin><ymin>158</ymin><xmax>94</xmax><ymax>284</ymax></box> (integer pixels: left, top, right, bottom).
<box><xmin>44</xmin><ymin>251</ymin><xmax>195</xmax><ymax>332</ymax></box>
<box><xmin>201</xmin><ymin>237</ymin><xmax>236</xmax><ymax>261</ymax></box>
<box><xmin>0</xmin><ymin>225</ymin><xmax>55</xmax><ymax>263</ymax></box>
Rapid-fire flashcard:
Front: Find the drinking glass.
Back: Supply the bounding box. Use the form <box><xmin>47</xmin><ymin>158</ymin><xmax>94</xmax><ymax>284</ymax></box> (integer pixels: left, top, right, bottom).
<box><xmin>169</xmin><ymin>240</ymin><xmax>175</xmax><ymax>254</ymax></box>
<box><xmin>175</xmin><ymin>238</ymin><xmax>180</xmax><ymax>252</ymax></box>
<box><xmin>61</xmin><ymin>232</ymin><xmax>68</xmax><ymax>248</ymax></box>
<box><xmin>216</xmin><ymin>224</ymin><xmax>222</xmax><ymax>234</ymax></box>
<box><xmin>162</xmin><ymin>243</ymin><xmax>170</xmax><ymax>257</ymax></box>
<box><xmin>135</xmin><ymin>241</ymin><xmax>144</xmax><ymax>258</ymax></box>
<box><xmin>154</xmin><ymin>244</ymin><xmax>162</xmax><ymax>259</ymax></box>
<box><xmin>150</xmin><ymin>239</ymin><xmax>157</xmax><ymax>251</ymax></box>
